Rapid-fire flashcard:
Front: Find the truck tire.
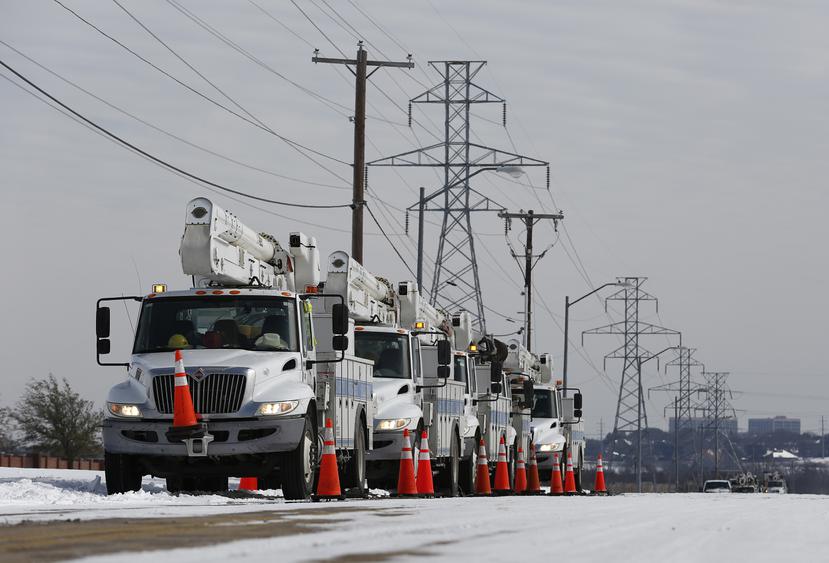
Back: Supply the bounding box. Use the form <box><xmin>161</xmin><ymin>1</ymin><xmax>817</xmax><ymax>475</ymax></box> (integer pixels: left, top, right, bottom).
<box><xmin>445</xmin><ymin>434</ymin><xmax>461</xmax><ymax>497</ymax></box>
<box><xmin>104</xmin><ymin>451</ymin><xmax>142</xmax><ymax>495</ymax></box>
<box><xmin>459</xmin><ymin>432</ymin><xmax>480</xmax><ymax>495</ymax></box>
<box><xmin>575</xmin><ymin>450</ymin><xmax>584</xmax><ymax>492</ymax></box>
<box><xmin>281</xmin><ymin>413</ymin><xmax>318</xmax><ymax>500</ymax></box>
<box><xmin>344</xmin><ymin>421</ymin><xmax>367</xmax><ymax>497</ymax></box>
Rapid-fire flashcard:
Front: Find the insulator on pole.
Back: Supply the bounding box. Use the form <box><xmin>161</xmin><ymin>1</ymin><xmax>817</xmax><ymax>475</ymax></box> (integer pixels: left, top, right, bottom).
<box><xmin>408</xmin><ymin>102</ymin><xmax>412</xmax><ymax>127</ymax></box>
<box><xmin>546</xmin><ymin>166</ymin><xmax>550</xmax><ymax>189</ymax></box>
<box><xmin>504</xmin><ymin>219</ymin><xmax>509</xmax><ymax>236</ymax></box>
<box><xmin>405</xmin><ymin>210</ymin><xmax>410</xmax><ymax>235</ymax></box>
<box><xmin>502</xmin><ymin>103</ymin><xmax>507</xmax><ymax>126</ymax></box>
<box><xmin>364</xmin><ymin>166</ymin><xmax>368</xmax><ymax>189</ymax></box>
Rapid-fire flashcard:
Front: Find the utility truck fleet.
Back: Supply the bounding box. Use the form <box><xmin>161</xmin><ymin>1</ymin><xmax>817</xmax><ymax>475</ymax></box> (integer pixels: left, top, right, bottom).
<box><xmin>96</xmin><ymin>197</ymin><xmax>587</xmax><ymax>498</ymax></box>
<box><xmin>325</xmin><ymin>252</ymin><xmax>465</xmax><ymax>494</ymax></box>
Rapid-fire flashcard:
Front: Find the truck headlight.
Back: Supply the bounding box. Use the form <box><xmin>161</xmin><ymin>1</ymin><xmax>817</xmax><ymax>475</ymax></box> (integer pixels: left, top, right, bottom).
<box><xmin>537</xmin><ymin>442</ymin><xmax>564</xmax><ymax>452</ymax></box>
<box><xmin>108</xmin><ymin>403</ymin><xmax>142</xmax><ymax>418</ymax></box>
<box><xmin>376</xmin><ymin>418</ymin><xmax>411</xmax><ymax>431</ymax></box>
<box><xmin>256</xmin><ymin>400</ymin><xmax>300</xmax><ymax>416</ymax></box>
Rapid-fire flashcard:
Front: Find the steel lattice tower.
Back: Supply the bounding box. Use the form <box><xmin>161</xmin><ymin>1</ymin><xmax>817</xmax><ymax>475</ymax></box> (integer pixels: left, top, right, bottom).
<box><xmin>702</xmin><ymin>371</ymin><xmax>735</xmax><ymax>478</ymax></box>
<box><xmin>367</xmin><ymin>61</ymin><xmax>548</xmax><ymax>333</ymax></box>
<box><xmin>651</xmin><ymin>346</ymin><xmax>705</xmax><ymax>488</ymax></box>
<box><xmin>583</xmin><ymin>277</ymin><xmax>680</xmax><ymax>435</ymax></box>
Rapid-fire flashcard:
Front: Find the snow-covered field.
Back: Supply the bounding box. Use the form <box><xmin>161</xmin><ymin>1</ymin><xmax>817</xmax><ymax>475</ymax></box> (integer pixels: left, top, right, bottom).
<box><xmin>2</xmin><ymin>467</ymin><xmax>828</xmax><ymax>562</ymax></box>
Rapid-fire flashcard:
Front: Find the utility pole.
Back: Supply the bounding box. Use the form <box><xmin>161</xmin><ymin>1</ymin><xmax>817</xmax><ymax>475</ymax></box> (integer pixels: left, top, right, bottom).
<box><xmin>313</xmin><ymin>43</ymin><xmax>413</xmax><ymax>265</ymax></box>
<box><xmin>498</xmin><ymin>209</ymin><xmax>563</xmax><ymax>351</ymax></box>
<box><xmin>369</xmin><ymin>60</ymin><xmax>549</xmax><ymax>333</ymax></box>
<box><xmin>674</xmin><ymin>397</ymin><xmax>679</xmax><ymax>491</ymax></box>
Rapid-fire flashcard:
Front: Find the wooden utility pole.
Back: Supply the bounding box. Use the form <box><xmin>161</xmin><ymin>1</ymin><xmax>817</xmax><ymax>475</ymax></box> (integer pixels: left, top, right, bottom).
<box><xmin>313</xmin><ymin>43</ymin><xmax>413</xmax><ymax>265</ymax></box>
<box><xmin>498</xmin><ymin>209</ymin><xmax>562</xmax><ymax>351</ymax></box>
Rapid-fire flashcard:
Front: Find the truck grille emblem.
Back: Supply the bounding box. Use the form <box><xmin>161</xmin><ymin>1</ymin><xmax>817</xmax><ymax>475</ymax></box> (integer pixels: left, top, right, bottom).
<box><xmin>192</xmin><ymin>368</ymin><xmax>207</xmax><ymax>382</ymax></box>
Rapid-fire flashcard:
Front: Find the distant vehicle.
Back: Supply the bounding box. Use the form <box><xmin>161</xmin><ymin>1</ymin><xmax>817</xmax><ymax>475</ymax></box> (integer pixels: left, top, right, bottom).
<box><xmin>766</xmin><ymin>479</ymin><xmax>788</xmax><ymax>494</ymax></box>
<box><xmin>732</xmin><ymin>484</ymin><xmax>757</xmax><ymax>493</ymax></box>
<box><xmin>703</xmin><ymin>479</ymin><xmax>732</xmax><ymax>493</ymax></box>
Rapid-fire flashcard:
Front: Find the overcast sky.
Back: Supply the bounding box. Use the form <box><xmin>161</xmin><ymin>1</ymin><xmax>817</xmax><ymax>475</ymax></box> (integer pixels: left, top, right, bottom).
<box><xmin>2</xmin><ymin>0</ymin><xmax>828</xmax><ymax>434</ymax></box>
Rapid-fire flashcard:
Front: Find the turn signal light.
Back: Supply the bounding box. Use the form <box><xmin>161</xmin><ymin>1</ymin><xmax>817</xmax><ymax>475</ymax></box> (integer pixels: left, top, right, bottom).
<box><xmin>152</xmin><ymin>284</ymin><xmax>167</xmax><ymax>293</ymax></box>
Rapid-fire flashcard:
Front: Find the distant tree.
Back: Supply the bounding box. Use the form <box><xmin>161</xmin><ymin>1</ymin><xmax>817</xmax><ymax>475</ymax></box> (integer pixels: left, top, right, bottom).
<box><xmin>12</xmin><ymin>374</ymin><xmax>102</xmax><ymax>465</ymax></box>
<box><xmin>0</xmin><ymin>404</ymin><xmax>18</xmax><ymax>452</ymax></box>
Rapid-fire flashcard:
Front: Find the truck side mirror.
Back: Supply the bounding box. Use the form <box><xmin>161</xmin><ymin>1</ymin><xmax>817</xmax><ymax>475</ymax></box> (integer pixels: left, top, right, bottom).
<box><xmin>331</xmin><ymin>303</ymin><xmax>349</xmax><ymax>335</ymax></box>
<box><xmin>490</xmin><ymin>361</ymin><xmax>503</xmax><ymax>384</ymax></box>
<box><xmin>96</xmin><ymin>306</ymin><xmax>111</xmax><ymax>338</ymax></box>
<box><xmin>437</xmin><ymin>339</ymin><xmax>451</xmax><ymax>366</ymax></box>
<box><xmin>97</xmin><ymin>338</ymin><xmax>111</xmax><ymax>355</ymax></box>
<box><xmin>332</xmin><ymin>335</ymin><xmax>348</xmax><ymax>351</ymax></box>
<box><xmin>574</xmin><ymin>392</ymin><xmax>583</xmax><ymax>410</ymax></box>
<box><xmin>523</xmin><ymin>379</ymin><xmax>534</xmax><ymax>408</ymax></box>
<box><xmin>437</xmin><ymin>365</ymin><xmax>450</xmax><ymax>379</ymax></box>
<box><xmin>490</xmin><ymin>381</ymin><xmax>502</xmax><ymax>395</ymax></box>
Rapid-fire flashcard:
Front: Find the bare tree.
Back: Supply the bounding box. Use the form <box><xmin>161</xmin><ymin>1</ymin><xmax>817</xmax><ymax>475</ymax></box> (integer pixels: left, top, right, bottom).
<box><xmin>12</xmin><ymin>374</ymin><xmax>102</xmax><ymax>465</ymax></box>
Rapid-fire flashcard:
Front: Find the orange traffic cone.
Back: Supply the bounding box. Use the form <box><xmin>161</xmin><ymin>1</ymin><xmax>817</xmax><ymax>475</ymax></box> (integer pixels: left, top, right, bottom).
<box><xmin>475</xmin><ymin>439</ymin><xmax>492</xmax><ymax>496</ymax></box>
<box><xmin>238</xmin><ymin>477</ymin><xmax>258</xmax><ymax>491</ymax></box>
<box><xmin>549</xmin><ymin>452</ymin><xmax>564</xmax><ymax>496</ymax></box>
<box><xmin>493</xmin><ymin>435</ymin><xmax>512</xmax><ymax>495</ymax></box>
<box><xmin>313</xmin><ymin>418</ymin><xmax>343</xmax><ymax>501</ymax></box>
<box><xmin>524</xmin><ymin>442</ymin><xmax>542</xmax><ymax>495</ymax></box>
<box><xmin>564</xmin><ymin>451</ymin><xmax>578</xmax><ymax>495</ymax></box>
<box><xmin>172</xmin><ymin>350</ymin><xmax>198</xmax><ymax>428</ymax></box>
<box><xmin>416</xmin><ymin>430</ymin><xmax>435</xmax><ymax>497</ymax></box>
<box><xmin>594</xmin><ymin>453</ymin><xmax>608</xmax><ymax>495</ymax></box>
<box><xmin>166</xmin><ymin>350</ymin><xmax>207</xmax><ymax>445</ymax></box>
<box><xmin>396</xmin><ymin>428</ymin><xmax>418</xmax><ymax>497</ymax></box>
<box><xmin>514</xmin><ymin>446</ymin><xmax>527</xmax><ymax>493</ymax></box>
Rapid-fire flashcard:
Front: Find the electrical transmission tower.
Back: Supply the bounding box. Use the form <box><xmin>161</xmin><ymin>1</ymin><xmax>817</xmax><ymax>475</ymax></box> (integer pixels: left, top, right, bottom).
<box><xmin>701</xmin><ymin>371</ymin><xmax>735</xmax><ymax>478</ymax></box>
<box><xmin>650</xmin><ymin>346</ymin><xmax>705</xmax><ymax>489</ymax></box>
<box><xmin>583</xmin><ymin>277</ymin><xmax>680</xmax><ymax>441</ymax></box>
<box><xmin>367</xmin><ymin>61</ymin><xmax>548</xmax><ymax>333</ymax></box>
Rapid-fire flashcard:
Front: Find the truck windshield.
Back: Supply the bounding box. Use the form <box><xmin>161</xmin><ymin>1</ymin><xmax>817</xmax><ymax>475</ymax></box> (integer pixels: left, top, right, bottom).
<box><xmin>354</xmin><ymin>332</ymin><xmax>411</xmax><ymax>379</ymax></box>
<box><xmin>133</xmin><ymin>296</ymin><xmax>298</xmax><ymax>353</ymax></box>
<box><xmin>531</xmin><ymin>389</ymin><xmax>557</xmax><ymax>418</ymax></box>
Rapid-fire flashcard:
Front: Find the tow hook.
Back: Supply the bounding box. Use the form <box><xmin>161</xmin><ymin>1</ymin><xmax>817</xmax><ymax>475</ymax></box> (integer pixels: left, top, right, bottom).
<box><xmin>166</xmin><ymin>423</ymin><xmax>214</xmax><ymax>457</ymax></box>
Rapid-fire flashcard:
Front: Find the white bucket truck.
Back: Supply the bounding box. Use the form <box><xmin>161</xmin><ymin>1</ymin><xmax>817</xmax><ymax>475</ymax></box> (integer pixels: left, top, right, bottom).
<box><xmin>324</xmin><ymin>253</ymin><xmax>466</xmax><ymax>494</ymax></box>
<box><xmin>96</xmin><ymin>197</ymin><xmax>371</xmax><ymax>500</ymax></box>
<box><xmin>528</xmin><ymin>356</ymin><xmax>586</xmax><ymax>488</ymax></box>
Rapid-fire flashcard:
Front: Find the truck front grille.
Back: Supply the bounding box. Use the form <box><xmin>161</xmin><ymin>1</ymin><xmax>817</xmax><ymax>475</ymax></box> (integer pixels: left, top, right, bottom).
<box><xmin>152</xmin><ymin>373</ymin><xmax>247</xmax><ymax>415</ymax></box>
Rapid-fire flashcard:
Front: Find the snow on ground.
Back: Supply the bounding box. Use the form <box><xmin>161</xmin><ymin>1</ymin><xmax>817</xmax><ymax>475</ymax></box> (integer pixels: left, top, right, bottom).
<box><xmin>0</xmin><ymin>467</ymin><xmax>285</xmax><ymax>523</ymax></box>
<box><xmin>3</xmin><ymin>468</ymin><xmax>829</xmax><ymax>562</ymax></box>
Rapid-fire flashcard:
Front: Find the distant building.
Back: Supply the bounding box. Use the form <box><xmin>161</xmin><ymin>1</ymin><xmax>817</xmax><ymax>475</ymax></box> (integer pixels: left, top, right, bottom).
<box><xmin>748</xmin><ymin>416</ymin><xmax>801</xmax><ymax>435</ymax></box>
<box><xmin>668</xmin><ymin>417</ymin><xmax>738</xmax><ymax>435</ymax></box>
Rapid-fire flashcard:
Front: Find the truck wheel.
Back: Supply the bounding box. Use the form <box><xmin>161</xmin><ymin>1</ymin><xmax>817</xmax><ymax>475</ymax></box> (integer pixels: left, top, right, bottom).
<box><xmin>344</xmin><ymin>422</ymin><xmax>367</xmax><ymax>497</ymax></box>
<box><xmin>459</xmin><ymin>433</ymin><xmax>479</xmax><ymax>495</ymax></box>
<box><xmin>281</xmin><ymin>413</ymin><xmax>318</xmax><ymax>500</ymax></box>
<box><xmin>575</xmin><ymin>451</ymin><xmax>584</xmax><ymax>492</ymax></box>
<box><xmin>442</xmin><ymin>434</ymin><xmax>460</xmax><ymax>497</ymax></box>
<box><xmin>104</xmin><ymin>451</ymin><xmax>142</xmax><ymax>495</ymax></box>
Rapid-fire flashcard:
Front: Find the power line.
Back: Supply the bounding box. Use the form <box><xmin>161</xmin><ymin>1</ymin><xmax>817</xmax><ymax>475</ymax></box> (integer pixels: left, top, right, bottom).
<box><xmin>0</xmin><ymin>58</ymin><xmax>351</xmax><ymax>209</ymax></box>
<box><xmin>51</xmin><ymin>0</ymin><xmax>352</xmax><ymax>177</ymax></box>
<box><xmin>0</xmin><ymin>39</ymin><xmax>349</xmax><ymax>191</ymax></box>
<box><xmin>364</xmin><ymin>203</ymin><xmax>416</xmax><ymax>279</ymax></box>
